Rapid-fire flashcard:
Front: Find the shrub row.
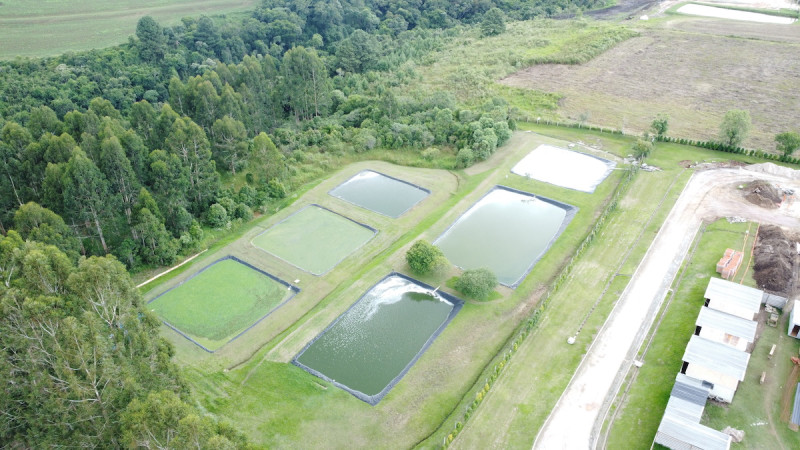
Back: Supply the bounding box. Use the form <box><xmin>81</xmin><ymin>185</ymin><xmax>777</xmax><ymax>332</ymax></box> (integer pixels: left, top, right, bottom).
<box><xmin>442</xmin><ymin>164</ymin><xmax>639</xmax><ymax>447</ymax></box>
<box><xmin>529</xmin><ymin>120</ymin><xmax>800</xmax><ymax>166</ymax></box>
<box><xmin>655</xmin><ymin>135</ymin><xmax>800</xmax><ymax>164</ymax></box>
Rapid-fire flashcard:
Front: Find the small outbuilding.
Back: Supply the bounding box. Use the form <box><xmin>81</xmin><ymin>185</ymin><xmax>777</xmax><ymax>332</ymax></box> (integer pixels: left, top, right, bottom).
<box><xmin>695</xmin><ymin>306</ymin><xmax>757</xmax><ymax>352</ymax></box>
<box><xmin>654</xmin><ymin>374</ymin><xmax>732</xmax><ymax>450</ymax></box>
<box><xmin>789</xmin><ymin>300</ymin><xmax>800</xmax><ymax>339</ymax></box>
<box><xmin>681</xmin><ymin>335</ymin><xmax>751</xmax><ymax>403</ymax></box>
<box><xmin>704</xmin><ymin>277</ymin><xmax>762</xmax><ymax>321</ymax></box>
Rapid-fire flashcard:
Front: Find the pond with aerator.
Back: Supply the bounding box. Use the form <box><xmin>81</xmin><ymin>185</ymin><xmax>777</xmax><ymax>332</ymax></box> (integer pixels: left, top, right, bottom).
<box><xmin>435</xmin><ymin>186</ymin><xmax>577</xmax><ymax>287</ymax></box>
<box><xmin>329</xmin><ymin>170</ymin><xmax>430</xmax><ymax>218</ymax></box>
<box><xmin>293</xmin><ymin>273</ymin><xmax>463</xmax><ymax>405</ymax></box>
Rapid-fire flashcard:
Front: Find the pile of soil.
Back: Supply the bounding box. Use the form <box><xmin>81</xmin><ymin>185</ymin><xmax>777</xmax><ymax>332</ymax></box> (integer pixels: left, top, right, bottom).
<box><xmin>753</xmin><ymin>225</ymin><xmax>797</xmax><ymax>294</ymax></box>
<box><xmin>743</xmin><ymin>180</ymin><xmax>783</xmax><ymax>209</ymax></box>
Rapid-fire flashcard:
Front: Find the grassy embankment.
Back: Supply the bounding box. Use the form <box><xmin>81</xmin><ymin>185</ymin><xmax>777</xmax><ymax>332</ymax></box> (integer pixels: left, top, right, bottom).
<box><xmin>605</xmin><ymin>218</ymin><xmax>800</xmax><ymax>449</ymax></box>
<box><xmin>0</xmin><ymin>0</ymin><xmax>255</xmax><ymax>59</ymax></box>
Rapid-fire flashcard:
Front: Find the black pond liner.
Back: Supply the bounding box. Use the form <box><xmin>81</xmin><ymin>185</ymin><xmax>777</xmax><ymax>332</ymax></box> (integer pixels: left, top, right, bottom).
<box><xmin>511</xmin><ymin>145</ymin><xmax>617</xmax><ymax>194</ymax></box>
<box><xmin>251</xmin><ymin>203</ymin><xmax>378</xmax><ymax>276</ymax></box>
<box><xmin>328</xmin><ymin>169</ymin><xmax>431</xmax><ymax>218</ymax></box>
<box><xmin>147</xmin><ymin>255</ymin><xmax>300</xmax><ymax>353</ymax></box>
<box><xmin>291</xmin><ymin>272</ymin><xmax>464</xmax><ymax>405</ymax></box>
<box><xmin>434</xmin><ymin>185</ymin><xmax>578</xmax><ymax>289</ymax></box>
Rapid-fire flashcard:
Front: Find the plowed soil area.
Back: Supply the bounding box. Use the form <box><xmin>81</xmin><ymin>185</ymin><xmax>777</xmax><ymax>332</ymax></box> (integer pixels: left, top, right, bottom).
<box><xmin>753</xmin><ymin>224</ymin><xmax>799</xmax><ymax>295</ymax></box>
<box><xmin>500</xmin><ymin>23</ymin><xmax>800</xmax><ymax>149</ymax></box>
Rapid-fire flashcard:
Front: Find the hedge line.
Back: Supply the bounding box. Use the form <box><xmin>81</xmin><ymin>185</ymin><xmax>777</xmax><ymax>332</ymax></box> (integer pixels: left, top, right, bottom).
<box><xmin>441</xmin><ymin>164</ymin><xmax>640</xmax><ymax>447</ymax></box>
<box><xmin>527</xmin><ymin>119</ymin><xmax>799</xmax><ymax>166</ymax></box>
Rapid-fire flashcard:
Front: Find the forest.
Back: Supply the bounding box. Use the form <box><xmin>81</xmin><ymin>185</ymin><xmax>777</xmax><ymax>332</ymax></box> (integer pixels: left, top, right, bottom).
<box><xmin>0</xmin><ymin>0</ymin><xmax>606</xmax><ymax>446</ymax></box>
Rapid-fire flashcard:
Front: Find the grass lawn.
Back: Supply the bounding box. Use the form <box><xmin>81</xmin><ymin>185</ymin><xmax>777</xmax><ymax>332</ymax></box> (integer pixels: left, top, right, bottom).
<box><xmin>604</xmin><ymin>219</ymin><xmax>761</xmax><ymax>448</ymax></box>
<box><xmin>0</xmin><ymin>0</ymin><xmax>255</xmax><ymax>59</ymax></box>
<box><xmin>148</xmin><ymin>258</ymin><xmax>293</xmax><ymax>351</ymax></box>
<box><xmin>251</xmin><ymin>205</ymin><xmax>376</xmax><ymax>275</ymax></box>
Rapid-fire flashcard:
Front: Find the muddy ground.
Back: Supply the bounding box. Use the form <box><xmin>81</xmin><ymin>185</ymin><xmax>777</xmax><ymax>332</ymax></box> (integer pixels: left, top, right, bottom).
<box><xmin>753</xmin><ymin>224</ymin><xmax>799</xmax><ymax>295</ymax></box>
<box><xmin>743</xmin><ymin>180</ymin><xmax>783</xmax><ymax>209</ymax></box>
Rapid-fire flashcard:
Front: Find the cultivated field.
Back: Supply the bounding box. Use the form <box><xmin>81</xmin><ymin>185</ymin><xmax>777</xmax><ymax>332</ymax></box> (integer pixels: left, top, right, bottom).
<box><xmin>0</xmin><ymin>0</ymin><xmax>255</xmax><ymax>59</ymax></box>
<box><xmin>500</xmin><ymin>17</ymin><xmax>800</xmax><ymax>150</ymax></box>
<box><xmin>148</xmin><ymin>257</ymin><xmax>293</xmax><ymax>351</ymax></box>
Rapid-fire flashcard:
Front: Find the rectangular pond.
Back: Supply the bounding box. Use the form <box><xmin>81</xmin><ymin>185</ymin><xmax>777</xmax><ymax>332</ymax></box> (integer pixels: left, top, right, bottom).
<box><xmin>434</xmin><ymin>186</ymin><xmax>577</xmax><ymax>287</ymax></box>
<box><xmin>293</xmin><ymin>273</ymin><xmax>463</xmax><ymax>405</ymax></box>
<box><xmin>329</xmin><ymin>170</ymin><xmax>430</xmax><ymax>218</ymax></box>
<box><xmin>251</xmin><ymin>205</ymin><xmax>377</xmax><ymax>275</ymax></box>
<box><xmin>511</xmin><ymin>144</ymin><xmax>616</xmax><ymax>193</ymax></box>
<box><xmin>148</xmin><ymin>256</ymin><xmax>299</xmax><ymax>352</ymax></box>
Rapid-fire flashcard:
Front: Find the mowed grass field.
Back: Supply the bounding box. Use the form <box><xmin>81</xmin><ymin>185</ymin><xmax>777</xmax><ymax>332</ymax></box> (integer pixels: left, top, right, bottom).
<box><xmin>148</xmin><ymin>258</ymin><xmax>292</xmax><ymax>351</ymax></box>
<box><xmin>499</xmin><ymin>17</ymin><xmax>800</xmax><ymax>150</ymax></box>
<box><xmin>251</xmin><ymin>205</ymin><xmax>376</xmax><ymax>275</ymax></box>
<box><xmin>0</xmin><ymin>0</ymin><xmax>255</xmax><ymax>59</ymax></box>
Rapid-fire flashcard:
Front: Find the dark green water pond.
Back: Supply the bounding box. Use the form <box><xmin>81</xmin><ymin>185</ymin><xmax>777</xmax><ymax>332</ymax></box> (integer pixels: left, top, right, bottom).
<box><xmin>435</xmin><ymin>186</ymin><xmax>575</xmax><ymax>287</ymax></box>
<box><xmin>294</xmin><ymin>274</ymin><xmax>461</xmax><ymax>404</ymax></box>
<box><xmin>329</xmin><ymin>170</ymin><xmax>429</xmax><ymax>218</ymax></box>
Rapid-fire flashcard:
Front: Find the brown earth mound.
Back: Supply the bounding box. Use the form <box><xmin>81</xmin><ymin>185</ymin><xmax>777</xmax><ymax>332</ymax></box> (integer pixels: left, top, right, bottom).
<box><xmin>753</xmin><ymin>225</ymin><xmax>796</xmax><ymax>295</ymax></box>
<box><xmin>744</xmin><ymin>180</ymin><xmax>783</xmax><ymax>209</ymax></box>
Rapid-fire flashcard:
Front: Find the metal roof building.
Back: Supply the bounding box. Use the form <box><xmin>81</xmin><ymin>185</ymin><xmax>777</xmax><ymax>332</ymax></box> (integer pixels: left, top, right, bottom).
<box><xmin>696</xmin><ymin>306</ymin><xmax>757</xmax><ymax>351</ymax></box>
<box><xmin>654</xmin><ymin>374</ymin><xmax>732</xmax><ymax>450</ymax></box>
<box><xmin>792</xmin><ymin>383</ymin><xmax>800</xmax><ymax>427</ymax></box>
<box><xmin>789</xmin><ymin>300</ymin><xmax>800</xmax><ymax>339</ymax></box>
<box><xmin>704</xmin><ymin>277</ymin><xmax>762</xmax><ymax>321</ymax></box>
<box><xmin>682</xmin><ymin>335</ymin><xmax>750</xmax><ymax>403</ymax></box>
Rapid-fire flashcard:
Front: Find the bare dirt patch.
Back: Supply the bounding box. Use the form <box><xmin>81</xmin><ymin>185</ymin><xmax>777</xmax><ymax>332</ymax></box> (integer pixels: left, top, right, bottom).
<box><xmin>500</xmin><ymin>26</ymin><xmax>800</xmax><ymax>149</ymax></box>
<box><xmin>753</xmin><ymin>224</ymin><xmax>798</xmax><ymax>295</ymax></box>
<box><xmin>743</xmin><ymin>180</ymin><xmax>783</xmax><ymax>209</ymax></box>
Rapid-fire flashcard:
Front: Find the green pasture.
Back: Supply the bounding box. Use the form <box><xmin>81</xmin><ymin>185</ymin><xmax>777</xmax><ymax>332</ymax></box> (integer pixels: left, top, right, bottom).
<box><xmin>148</xmin><ymin>258</ymin><xmax>291</xmax><ymax>351</ymax></box>
<box><xmin>251</xmin><ymin>205</ymin><xmax>376</xmax><ymax>275</ymax></box>
<box><xmin>0</xmin><ymin>0</ymin><xmax>255</xmax><ymax>59</ymax></box>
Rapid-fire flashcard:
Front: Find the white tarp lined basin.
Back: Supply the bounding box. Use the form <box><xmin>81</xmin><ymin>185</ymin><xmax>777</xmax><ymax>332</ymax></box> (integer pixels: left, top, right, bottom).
<box><xmin>511</xmin><ymin>144</ymin><xmax>616</xmax><ymax>193</ymax></box>
<box><xmin>677</xmin><ymin>4</ymin><xmax>797</xmax><ymax>24</ymax></box>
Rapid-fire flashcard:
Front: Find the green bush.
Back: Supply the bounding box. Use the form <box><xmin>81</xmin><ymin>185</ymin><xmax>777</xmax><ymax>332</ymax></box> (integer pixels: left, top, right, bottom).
<box><xmin>205</xmin><ymin>204</ymin><xmax>228</xmax><ymax>228</ymax></box>
<box><xmin>406</xmin><ymin>240</ymin><xmax>449</xmax><ymax>275</ymax></box>
<box><xmin>455</xmin><ymin>268</ymin><xmax>497</xmax><ymax>300</ymax></box>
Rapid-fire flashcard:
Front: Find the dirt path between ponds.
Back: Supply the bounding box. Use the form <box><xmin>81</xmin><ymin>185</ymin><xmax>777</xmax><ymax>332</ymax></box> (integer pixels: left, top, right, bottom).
<box><xmin>534</xmin><ymin>165</ymin><xmax>800</xmax><ymax>449</ymax></box>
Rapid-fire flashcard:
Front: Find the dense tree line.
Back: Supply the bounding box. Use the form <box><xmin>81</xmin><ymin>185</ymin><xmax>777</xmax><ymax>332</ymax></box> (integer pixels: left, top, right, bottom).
<box><xmin>0</xmin><ymin>234</ymin><xmax>248</xmax><ymax>446</ymax></box>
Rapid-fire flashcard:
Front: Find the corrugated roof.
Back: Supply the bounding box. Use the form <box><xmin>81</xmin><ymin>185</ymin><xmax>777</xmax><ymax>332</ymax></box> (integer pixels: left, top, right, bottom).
<box><xmin>792</xmin><ymin>383</ymin><xmax>800</xmax><ymax>426</ymax></box>
<box><xmin>656</xmin><ymin>413</ymin><xmax>731</xmax><ymax>450</ymax></box>
<box><xmin>704</xmin><ymin>277</ymin><xmax>762</xmax><ymax>315</ymax></box>
<box><xmin>696</xmin><ymin>306</ymin><xmax>757</xmax><ymax>343</ymax></box>
<box><xmin>683</xmin><ymin>335</ymin><xmax>751</xmax><ymax>381</ymax></box>
<box><xmin>671</xmin><ymin>373</ymin><xmax>711</xmax><ymax>408</ymax></box>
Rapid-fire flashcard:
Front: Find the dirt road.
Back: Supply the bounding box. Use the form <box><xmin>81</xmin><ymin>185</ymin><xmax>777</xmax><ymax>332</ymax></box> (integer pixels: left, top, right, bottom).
<box><xmin>534</xmin><ymin>164</ymin><xmax>800</xmax><ymax>449</ymax></box>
